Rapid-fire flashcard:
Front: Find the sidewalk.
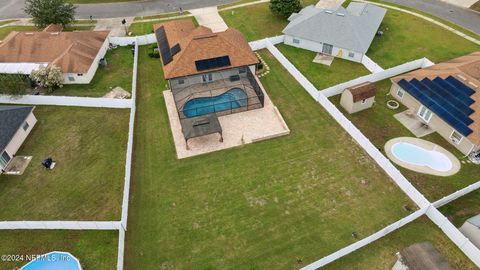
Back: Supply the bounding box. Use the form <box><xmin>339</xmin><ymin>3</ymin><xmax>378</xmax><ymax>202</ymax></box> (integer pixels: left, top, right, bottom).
<box><xmin>189</xmin><ymin>6</ymin><xmax>228</xmax><ymax>32</ymax></box>
<box><xmin>94</xmin><ymin>17</ymin><xmax>133</xmax><ymax>37</ymax></box>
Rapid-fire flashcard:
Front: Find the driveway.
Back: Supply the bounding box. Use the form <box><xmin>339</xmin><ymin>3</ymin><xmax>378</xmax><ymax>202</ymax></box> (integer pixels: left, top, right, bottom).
<box><xmin>381</xmin><ymin>0</ymin><xmax>480</xmax><ymax>35</ymax></box>
<box><xmin>0</xmin><ymin>0</ymin><xmax>240</xmax><ymax>20</ymax></box>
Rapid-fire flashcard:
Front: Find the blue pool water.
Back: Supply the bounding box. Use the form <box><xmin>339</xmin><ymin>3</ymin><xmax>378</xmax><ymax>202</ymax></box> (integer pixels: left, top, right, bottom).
<box><xmin>21</xmin><ymin>252</ymin><xmax>82</xmax><ymax>270</ymax></box>
<box><xmin>391</xmin><ymin>142</ymin><xmax>452</xmax><ymax>172</ymax></box>
<box><xmin>183</xmin><ymin>88</ymin><xmax>248</xmax><ymax>118</ymax></box>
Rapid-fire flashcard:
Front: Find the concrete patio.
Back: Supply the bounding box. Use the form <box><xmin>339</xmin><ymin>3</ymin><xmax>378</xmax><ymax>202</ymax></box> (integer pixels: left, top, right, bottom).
<box><xmin>164</xmin><ymin>85</ymin><xmax>290</xmax><ymax>159</ymax></box>
<box><xmin>394</xmin><ymin>110</ymin><xmax>435</xmax><ymax>137</ymax></box>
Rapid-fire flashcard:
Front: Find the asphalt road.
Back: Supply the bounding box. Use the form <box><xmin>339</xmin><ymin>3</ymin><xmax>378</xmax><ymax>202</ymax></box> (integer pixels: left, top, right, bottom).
<box><xmin>381</xmin><ymin>0</ymin><xmax>480</xmax><ymax>35</ymax></box>
<box><xmin>0</xmin><ymin>0</ymin><xmax>240</xmax><ymax>20</ymax></box>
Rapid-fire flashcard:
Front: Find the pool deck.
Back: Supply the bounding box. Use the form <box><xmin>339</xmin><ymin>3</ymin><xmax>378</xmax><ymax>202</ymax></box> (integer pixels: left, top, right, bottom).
<box><xmin>385</xmin><ymin>137</ymin><xmax>461</xmax><ymax>177</ymax></box>
<box><xmin>163</xmin><ymin>83</ymin><xmax>290</xmax><ymax>159</ymax></box>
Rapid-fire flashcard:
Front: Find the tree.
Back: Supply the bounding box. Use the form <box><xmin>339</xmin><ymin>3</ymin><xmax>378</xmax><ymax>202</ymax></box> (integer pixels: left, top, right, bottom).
<box><xmin>270</xmin><ymin>0</ymin><xmax>302</xmax><ymax>18</ymax></box>
<box><xmin>24</xmin><ymin>0</ymin><xmax>76</xmax><ymax>28</ymax></box>
<box><xmin>30</xmin><ymin>65</ymin><xmax>64</xmax><ymax>92</ymax></box>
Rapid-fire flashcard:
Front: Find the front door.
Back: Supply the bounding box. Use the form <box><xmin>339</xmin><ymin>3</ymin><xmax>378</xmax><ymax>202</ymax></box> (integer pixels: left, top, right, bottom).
<box><xmin>322</xmin><ymin>43</ymin><xmax>333</xmax><ymax>55</ymax></box>
<box><xmin>0</xmin><ymin>151</ymin><xmax>11</xmax><ymax>169</ymax></box>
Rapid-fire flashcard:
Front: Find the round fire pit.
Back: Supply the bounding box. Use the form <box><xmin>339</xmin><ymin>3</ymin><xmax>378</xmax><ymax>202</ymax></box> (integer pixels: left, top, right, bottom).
<box><xmin>387</xmin><ymin>100</ymin><xmax>399</xmax><ymax>110</ymax></box>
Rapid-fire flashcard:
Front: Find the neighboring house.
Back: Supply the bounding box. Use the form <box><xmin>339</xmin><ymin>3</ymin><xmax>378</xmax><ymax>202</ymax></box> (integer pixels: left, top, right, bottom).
<box><xmin>0</xmin><ymin>24</ymin><xmax>110</xmax><ymax>84</ymax></box>
<box><xmin>460</xmin><ymin>214</ymin><xmax>480</xmax><ymax>249</ymax></box>
<box><xmin>0</xmin><ymin>106</ymin><xmax>36</xmax><ymax>173</ymax></box>
<box><xmin>340</xmin><ymin>81</ymin><xmax>376</xmax><ymax>114</ymax></box>
<box><xmin>390</xmin><ymin>52</ymin><xmax>480</xmax><ymax>155</ymax></box>
<box><xmin>392</xmin><ymin>242</ymin><xmax>452</xmax><ymax>270</ymax></box>
<box><xmin>282</xmin><ymin>2</ymin><xmax>386</xmax><ymax>63</ymax></box>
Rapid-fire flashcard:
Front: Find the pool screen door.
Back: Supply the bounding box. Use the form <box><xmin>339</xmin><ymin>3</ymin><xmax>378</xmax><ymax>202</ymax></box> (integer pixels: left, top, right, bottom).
<box><xmin>0</xmin><ymin>151</ymin><xmax>11</xmax><ymax>168</ymax></box>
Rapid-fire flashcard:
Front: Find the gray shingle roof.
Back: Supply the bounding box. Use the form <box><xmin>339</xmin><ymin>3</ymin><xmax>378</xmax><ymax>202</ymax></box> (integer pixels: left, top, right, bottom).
<box><xmin>282</xmin><ymin>3</ymin><xmax>386</xmax><ymax>53</ymax></box>
<box><xmin>0</xmin><ymin>106</ymin><xmax>34</xmax><ymax>152</ymax></box>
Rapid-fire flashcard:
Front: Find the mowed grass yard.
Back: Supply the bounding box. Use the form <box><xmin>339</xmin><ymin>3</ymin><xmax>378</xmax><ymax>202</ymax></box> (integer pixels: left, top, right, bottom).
<box><xmin>54</xmin><ymin>46</ymin><xmax>133</xmax><ymax>97</ymax></box>
<box><xmin>277</xmin><ymin>44</ymin><xmax>371</xmax><ymax>90</ymax></box>
<box><xmin>125</xmin><ymin>46</ymin><xmax>414</xmax><ymax>269</ymax></box>
<box><xmin>0</xmin><ymin>106</ymin><xmax>129</xmax><ymax>220</ymax></box>
<box><xmin>367</xmin><ymin>8</ymin><xmax>480</xmax><ymax>68</ymax></box>
<box><xmin>322</xmin><ymin>217</ymin><xmax>477</xmax><ymax>269</ymax></box>
<box><xmin>0</xmin><ymin>230</ymin><xmax>118</xmax><ymax>270</ymax></box>
<box><xmin>329</xmin><ymin>80</ymin><xmax>480</xmax><ymax>202</ymax></box>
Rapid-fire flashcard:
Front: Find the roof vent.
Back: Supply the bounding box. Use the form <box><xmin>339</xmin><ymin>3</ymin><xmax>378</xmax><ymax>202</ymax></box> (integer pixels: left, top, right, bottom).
<box><xmin>50</xmin><ymin>32</ymin><xmax>59</xmax><ymax>36</ymax></box>
<box><xmin>25</xmin><ymin>32</ymin><xmax>34</xmax><ymax>36</ymax></box>
<box><xmin>336</xmin><ymin>12</ymin><xmax>345</xmax><ymax>16</ymax></box>
<box><xmin>469</xmin><ymin>82</ymin><xmax>478</xmax><ymax>88</ymax></box>
<box><xmin>325</xmin><ymin>10</ymin><xmax>333</xmax><ymax>14</ymax></box>
<box><xmin>457</xmin><ymin>74</ymin><xmax>467</xmax><ymax>81</ymax></box>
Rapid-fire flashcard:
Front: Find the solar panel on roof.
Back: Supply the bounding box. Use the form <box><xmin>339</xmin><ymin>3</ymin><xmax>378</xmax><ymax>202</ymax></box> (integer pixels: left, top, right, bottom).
<box><xmin>155</xmin><ymin>26</ymin><xmax>173</xmax><ymax>65</ymax></box>
<box><xmin>170</xmin><ymin>43</ymin><xmax>181</xmax><ymax>56</ymax></box>
<box><xmin>397</xmin><ymin>79</ymin><xmax>473</xmax><ymax>136</ymax></box>
<box><xmin>445</xmin><ymin>76</ymin><xmax>475</xmax><ymax>96</ymax></box>
<box><xmin>432</xmin><ymin>77</ymin><xmax>474</xmax><ymax>106</ymax></box>
<box><xmin>195</xmin><ymin>56</ymin><xmax>231</xmax><ymax>71</ymax></box>
<box><xmin>422</xmin><ymin>78</ymin><xmax>474</xmax><ymax>115</ymax></box>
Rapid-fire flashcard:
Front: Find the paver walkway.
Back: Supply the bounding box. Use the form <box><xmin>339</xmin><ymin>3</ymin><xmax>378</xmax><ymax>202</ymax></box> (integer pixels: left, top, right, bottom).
<box><xmin>189</xmin><ymin>7</ymin><xmax>228</xmax><ymax>33</ymax></box>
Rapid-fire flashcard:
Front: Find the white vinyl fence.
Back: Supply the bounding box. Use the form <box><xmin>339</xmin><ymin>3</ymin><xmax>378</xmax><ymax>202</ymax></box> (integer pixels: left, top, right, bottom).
<box><xmin>320</xmin><ymin>58</ymin><xmax>434</xmax><ymax>97</ymax></box>
<box><xmin>301</xmin><ymin>208</ymin><xmax>427</xmax><ymax>270</ymax></box>
<box><xmin>110</xmin><ymin>34</ymin><xmax>156</xmax><ymax>46</ymax></box>
<box><xmin>0</xmin><ymin>95</ymin><xmax>132</xmax><ymax>108</ymax></box>
<box><xmin>433</xmin><ymin>180</ymin><xmax>480</xmax><ymax>208</ymax></box>
<box><xmin>427</xmin><ymin>207</ymin><xmax>480</xmax><ymax>267</ymax></box>
<box><xmin>0</xmin><ymin>221</ymin><xmax>120</xmax><ymax>230</ymax></box>
<box><xmin>361</xmin><ymin>55</ymin><xmax>384</xmax><ymax>73</ymax></box>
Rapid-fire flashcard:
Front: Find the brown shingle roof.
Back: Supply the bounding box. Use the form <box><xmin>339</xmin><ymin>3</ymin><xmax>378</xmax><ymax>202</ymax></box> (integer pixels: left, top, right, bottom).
<box><xmin>346</xmin><ymin>81</ymin><xmax>376</xmax><ymax>102</ymax></box>
<box><xmin>43</xmin><ymin>24</ymin><xmax>63</xmax><ymax>33</ymax></box>
<box><xmin>392</xmin><ymin>52</ymin><xmax>480</xmax><ymax>145</ymax></box>
<box><xmin>153</xmin><ymin>19</ymin><xmax>259</xmax><ymax>79</ymax></box>
<box><xmin>0</xmin><ymin>29</ymin><xmax>109</xmax><ymax>74</ymax></box>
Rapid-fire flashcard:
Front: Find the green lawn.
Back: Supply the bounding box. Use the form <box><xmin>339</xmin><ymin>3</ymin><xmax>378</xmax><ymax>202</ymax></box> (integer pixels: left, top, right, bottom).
<box><xmin>277</xmin><ymin>44</ymin><xmax>371</xmax><ymax>90</ymax></box>
<box><xmin>0</xmin><ymin>230</ymin><xmax>118</xmax><ymax>270</ymax></box>
<box><xmin>0</xmin><ymin>106</ymin><xmax>129</xmax><ymax>220</ymax></box>
<box><xmin>367</xmin><ymin>8</ymin><xmax>480</xmax><ymax>68</ymax></box>
<box><xmin>128</xmin><ymin>17</ymin><xmax>198</xmax><ymax>36</ymax></box>
<box><xmin>440</xmin><ymin>190</ymin><xmax>480</xmax><ymax>227</ymax></box>
<box><xmin>322</xmin><ymin>217</ymin><xmax>477</xmax><ymax>270</ymax></box>
<box><xmin>54</xmin><ymin>46</ymin><xmax>133</xmax><ymax>97</ymax></box>
<box><xmin>134</xmin><ymin>12</ymin><xmax>190</xmax><ymax>21</ymax></box>
<box><xmin>329</xmin><ymin>80</ymin><xmax>480</xmax><ymax>201</ymax></box>
<box><xmin>218</xmin><ymin>0</ymin><xmax>259</xmax><ymax>9</ymax></box>
<box><xmin>0</xmin><ymin>19</ymin><xmax>17</xmax><ymax>26</ymax></box>
<box><xmin>124</xmin><ymin>46</ymin><xmax>414</xmax><ymax>269</ymax></box>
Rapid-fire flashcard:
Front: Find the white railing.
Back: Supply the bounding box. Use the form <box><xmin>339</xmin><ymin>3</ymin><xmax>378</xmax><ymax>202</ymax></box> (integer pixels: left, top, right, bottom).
<box><xmin>0</xmin><ymin>221</ymin><xmax>121</xmax><ymax>230</ymax></box>
<box><xmin>320</xmin><ymin>58</ymin><xmax>433</xmax><ymax>97</ymax></box>
<box><xmin>0</xmin><ymin>95</ymin><xmax>132</xmax><ymax>108</ymax></box>
<box><xmin>433</xmin><ymin>180</ymin><xmax>480</xmax><ymax>208</ymax></box>
<box><xmin>301</xmin><ymin>208</ymin><xmax>427</xmax><ymax>270</ymax></box>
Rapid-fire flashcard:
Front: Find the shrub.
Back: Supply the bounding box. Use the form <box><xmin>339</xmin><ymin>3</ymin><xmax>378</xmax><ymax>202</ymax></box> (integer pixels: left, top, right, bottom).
<box><xmin>30</xmin><ymin>65</ymin><xmax>63</xmax><ymax>92</ymax></box>
<box><xmin>270</xmin><ymin>0</ymin><xmax>302</xmax><ymax>18</ymax></box>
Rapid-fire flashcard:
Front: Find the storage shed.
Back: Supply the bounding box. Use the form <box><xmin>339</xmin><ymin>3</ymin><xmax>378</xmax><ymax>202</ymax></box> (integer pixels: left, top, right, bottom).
<box><xmin>460</xmin><ymin>214</ymin><xmax>480</xmax><ymax>249</ymax></box>
<box><xmin>392</xmin><ymin>242</ymin><xmax>452</xmax><ymax>270</ymax></box>
<box><xmin>340</xmin><ymin>81</ymin><xmax>376</xmax><ymax>114</ymax></box>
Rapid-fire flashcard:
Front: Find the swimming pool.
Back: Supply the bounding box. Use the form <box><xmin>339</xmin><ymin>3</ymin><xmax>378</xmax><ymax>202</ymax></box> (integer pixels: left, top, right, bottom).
<box><xmin>183</xmin><ymin>88</ymin><xmax>248</xmax><ymax>118</ymax></box>
<box><xmin>391</xmin><ymin>142</ymin><xmax>452</xmax><ymax>172</ymax></box>
<box><xmin>21</xmin><ymin>251</ymin><xmax>82</xmax><ymax>270</ymax></box>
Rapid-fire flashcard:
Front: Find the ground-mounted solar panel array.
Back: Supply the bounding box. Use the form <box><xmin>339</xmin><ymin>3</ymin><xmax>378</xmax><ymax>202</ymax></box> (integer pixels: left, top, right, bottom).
<box><xmin>195</xmin><ymin>56</ymin><xmax>231</xmax><ymax>71</ymax></box>
<box><xmin>155</xmin><ymin>26</ymin><xmax>173</xmax><ymax>65</ymax></box>
<box><xmin>398</xmin><ymin>76</ymin><xmax>475</xmax><ymax>136</ymax></box>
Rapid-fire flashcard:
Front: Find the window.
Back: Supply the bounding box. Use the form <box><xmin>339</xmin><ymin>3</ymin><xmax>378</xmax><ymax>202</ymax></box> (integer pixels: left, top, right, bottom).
<box><xmin>0</xmin><ymin>151</ymin><xmax>11</xmax><ymax>168</ymax></box>
<box><xmin>68</xmin><ymin>74</ymin><xmax>75</xmax><ymax>82</ymax></box>
<box><xmin>178</xmin><ymin>79</ymin><xmax>184</xmax><ymax>85</ymax></box>
<box><xmin>417</xmin><ymin>105</ymin><xmax>433</xmax><ymax>123</ymax></box>
<box><xmin>348</xmin><ymin>52</ymin><xmax>355</xmax><ymax>58</ymax></box>
<box><xmin>361</xmin><ymin>99</ymin><xmax>367</xmax><ymax>104</ymax></box>
<box><xmin>450</xmin><ymin>130</ymin><xmax>463</xmax><ymax>144</ymax></box>
<box><xmin>22</xmin><ymin>121</ymin><xmax>29</xmax><ymax>131</ymax></box>
<box><xmin>397</xmin><ymin>88</ymin><xmax>405</xmax><ymax>99</ymax></box>
<box><xmin>77</xmin><ymin>74</ymin><xmax>83</xmax><ymax>76</ymax></box>
<box><xmin>293</xmin><ymin>38</ymin><xmax>300</xmax><ymax>44</ymax></box>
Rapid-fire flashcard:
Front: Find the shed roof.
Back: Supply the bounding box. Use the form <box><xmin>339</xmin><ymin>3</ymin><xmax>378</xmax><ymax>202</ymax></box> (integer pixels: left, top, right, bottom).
<box><xmin>392</xmin><ymin>52</ymin><xmax>480</xmax><ymax>145</ymax></box>
<box><xmin>0</xmin><ymin>106</ymin><xmax>35</xmax><ymax>152</ymax></box>
<box><xmin>0</xmin><ymin>28</ymin><xmax>109</xmax><ymax>74</ymax></box>
<box><xmin>397</xmin><ymin>242</ymin><xmax>452</xmax><ymax>270</ymax></box>
<box><xmin>153</xmin><ymin>19</ymin><xmax>258</xmax><ymax>79</ymax></box>
<box><xmin>346</xmin><ymin>81</ymin><xmax>376</xmax><ymax>102</ymax></box>
<box><xmin>466</xmin><ymin>214</ymin><xmax>480</xmax><ymax>228</ymax></box>
<box><xmin>282</xmin><ymin>3</ymin><xmax>386</xmax><ymax>53</ymax></box>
